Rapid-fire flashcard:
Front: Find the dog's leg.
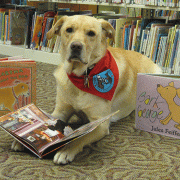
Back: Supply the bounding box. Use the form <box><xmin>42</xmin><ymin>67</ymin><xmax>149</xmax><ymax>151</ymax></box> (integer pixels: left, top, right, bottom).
<box><xmin>160</xmin><ymin>113</ymin><xmax>172</xmax><ymax>125</ymax></box>
<box><xmin>52</xmin><ymin>102</ymin><xmax>74</xmax><ymax>122</ymax></box>
<box><xmin>53</xmin><ymin>106</ymin><xmax>111</xmax><ymax>165</ymax></box>
<box><xmin>53</xmin><ymin>119</ymin><xmax>109</xmax><ymax>164</ymax></box>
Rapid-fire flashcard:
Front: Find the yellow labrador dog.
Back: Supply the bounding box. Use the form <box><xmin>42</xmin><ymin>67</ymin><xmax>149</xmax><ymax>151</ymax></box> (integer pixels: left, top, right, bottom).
<box><xmin>12</xmin><ymin>15</ymin><xmax>162</xmax><ymax>164</ymax></box>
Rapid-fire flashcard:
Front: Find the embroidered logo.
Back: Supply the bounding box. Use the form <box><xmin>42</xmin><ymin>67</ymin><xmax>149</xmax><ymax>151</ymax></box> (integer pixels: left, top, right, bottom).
<box><xmin>93</xmin><ymin>69</ymin><xmax>114</xmax><ymax>93</ymax></box>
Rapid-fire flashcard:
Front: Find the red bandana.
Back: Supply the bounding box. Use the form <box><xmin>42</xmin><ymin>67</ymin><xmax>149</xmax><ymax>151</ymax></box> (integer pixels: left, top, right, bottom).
<box><xmin>67</xmin><ymin>50</ymin><xmax>119</xmax><ymax>101</ymax></box>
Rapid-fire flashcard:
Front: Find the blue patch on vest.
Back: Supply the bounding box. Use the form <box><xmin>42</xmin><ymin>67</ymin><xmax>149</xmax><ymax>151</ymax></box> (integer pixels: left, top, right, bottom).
<box><xmin>93</xmin><ymin>69</ymin><xmax>114</xmax><ymax>93</ymax></box>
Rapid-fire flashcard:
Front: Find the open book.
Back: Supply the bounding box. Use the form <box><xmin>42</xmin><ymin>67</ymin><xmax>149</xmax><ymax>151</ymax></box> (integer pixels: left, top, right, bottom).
<box><xmin>0</xmin><ymin>103</ymin><xmax>118</xmax><ymax>158</ymax></box>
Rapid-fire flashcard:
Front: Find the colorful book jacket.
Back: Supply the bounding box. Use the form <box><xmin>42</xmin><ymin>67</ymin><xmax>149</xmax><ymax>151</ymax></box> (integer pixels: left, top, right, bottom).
<box><xmin>0</xmin><ymin>57</ymin><xmax>36</xmax><ymax>116</ymax></box>
<box><xmin>0</xmin><ymin>103</ymin><xmax>118</xmax><ymax>158</ymax></box>
<box><xmin>30</xmin><ymin>16</ymin><xmax>43</xmax><ymax>50</ymax></box>
<box><xmin>136</xmin><ymin>73</ymin><xmax>180</xmax><ymax>139</ymax></box>
<box><xmin>11</xmin><ymin>10</ymin><xmax>28</xmax><ymax>45</ymax></box>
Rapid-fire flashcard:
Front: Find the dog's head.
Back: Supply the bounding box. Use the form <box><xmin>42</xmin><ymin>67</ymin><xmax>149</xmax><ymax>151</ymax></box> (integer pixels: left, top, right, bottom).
<box><xmin>13</xmin><ymin>81</ymin><xmax>29</xmax><ymax>96</ymax></box>
<box><xmin>46</xmin><ymin>15</ymin><xmax>115</xmax><ymax>76</ymax></box>
<box><xmin>157</xmin><ymin>82</ymin><xmax>180</xmax><ymax>100</ymax></box>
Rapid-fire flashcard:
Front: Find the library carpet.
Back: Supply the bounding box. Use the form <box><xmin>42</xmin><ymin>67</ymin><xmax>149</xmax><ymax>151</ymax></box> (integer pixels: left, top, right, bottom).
<box><xmin>0</xmin><ymin>57</ymin><xmax>180</xmax><ymax>179</ymax></box>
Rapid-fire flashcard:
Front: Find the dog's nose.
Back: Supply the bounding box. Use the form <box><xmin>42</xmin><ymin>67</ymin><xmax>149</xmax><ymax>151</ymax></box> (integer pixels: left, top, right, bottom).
<box><xmin>70</xmin><ymin>42</ymin><xmax>82</xmax><ymax>51</ymax></box>
<box><xmin>157</xmin><ymin>84</ymin><xmax>160</xmax><ymax>87</ymax></box>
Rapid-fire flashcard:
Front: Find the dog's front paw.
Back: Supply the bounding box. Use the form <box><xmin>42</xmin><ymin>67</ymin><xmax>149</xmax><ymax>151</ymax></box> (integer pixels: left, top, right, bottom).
<box><xmin>11</xmin><ymin>140</ymin><xmax>24</xmax><ymax>151</ymax></box>
<box><xmin>53</xmin><ymin>144</ymin><xmax>83</xmax><ymax>165</ymax></box>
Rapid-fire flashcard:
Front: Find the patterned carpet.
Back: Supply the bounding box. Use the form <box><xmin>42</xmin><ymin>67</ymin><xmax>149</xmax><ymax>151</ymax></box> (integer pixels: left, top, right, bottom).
<box><xmin>1</xmin><ymin>59</ymin><xmax>180</xmax><ymax>179</ymax></box>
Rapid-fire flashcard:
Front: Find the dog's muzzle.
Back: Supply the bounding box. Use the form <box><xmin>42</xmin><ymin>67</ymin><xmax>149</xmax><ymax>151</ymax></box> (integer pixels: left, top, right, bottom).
<box><xmin>68</xmin><ymin>42</ymin><xmax>87</xmax><ymax>64</ymax></box>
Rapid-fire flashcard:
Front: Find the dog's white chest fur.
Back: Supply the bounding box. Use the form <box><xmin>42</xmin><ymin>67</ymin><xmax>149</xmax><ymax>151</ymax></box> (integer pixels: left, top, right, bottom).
<box><xmin>54</xmin><ymin>65</ymin><xmax>109</xmax><ymax>113</ymax></box>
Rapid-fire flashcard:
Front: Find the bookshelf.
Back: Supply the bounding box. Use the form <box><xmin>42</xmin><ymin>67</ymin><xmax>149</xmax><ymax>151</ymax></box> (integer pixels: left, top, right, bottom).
<box><xmin>0</xmin><ymin>1</ymin><xmax>179</xmax><ymax>65</ymax></box>
<box><xmin>27</xmin><ymin>0</ymin><xmax>180</xmax><ymax>11</ymax></box>
<box><xmin>0</xmin><ymin>44</ymin><xmax>61</xmax><ymax>65</ymax></box>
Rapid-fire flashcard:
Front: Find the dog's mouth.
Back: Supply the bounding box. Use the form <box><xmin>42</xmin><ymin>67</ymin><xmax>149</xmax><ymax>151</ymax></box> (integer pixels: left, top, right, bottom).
<box><xmin>68</xmin><ymin>54</ymin><xmax>87</xmax><ymax>64</ymax></box>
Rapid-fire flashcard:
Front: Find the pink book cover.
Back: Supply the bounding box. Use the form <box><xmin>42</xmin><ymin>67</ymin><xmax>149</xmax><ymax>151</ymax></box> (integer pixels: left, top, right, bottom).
<box><xmin>136</xmin><ymin>73</ymin><xmax>180</xmax><ymax>139</ymax></box>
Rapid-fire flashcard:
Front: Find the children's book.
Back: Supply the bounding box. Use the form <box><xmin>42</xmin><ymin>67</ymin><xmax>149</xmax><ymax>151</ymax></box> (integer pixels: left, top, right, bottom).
<box><xmin>136</xmin><ymin>73</ymin><xmax>180</xmax><ymax>139</ymax></box>
<box><xmin>132</xmin><ymin>19</ymin><xmax>142</xmax><ymax>51</ymax></box>
<box><xmin>30</xmin><ymin>15</ymin><xmax>43</xmax><ymax>50</ymax></box>
<box><xmin>39</xmin><ymin>11</ymin><xmax>56</xmax><ymax>50</ymax></box>
<box><xmin>4</xmin><ymin>14</ymin><xmax>8</xmax><ymax>45</ymax></box>
<box><xmin>11</xmin><ymin>10</ymin><xmax>28</xmax><ymax>45</ymax></box>
<box><xmin>114</xmin><ymin>18</ymin><xmax>140</xmax><ymax>48</ymax></box>
<box><xmin>0</xmin><ymin>9</ymin><xmax>6</xmax><ymax>44</ymax></box>
<box><xmin>41</xmin><ymin>17</ymin><xmax>54</xmax><ymax>52</ymax></box>
<box><xmin>47</xmin><ymin>15</ymin><xmax>58</xmax><ymax>53</ymax></box>
<box><xmin>0</xmin><ymin>57</ymin><xmax>36</xmax><ymax>116</ymax></box>
<box><xmin>0</xmin><ymin>103</ymin><xmax>118</xmax><ymax>158</ymax></box>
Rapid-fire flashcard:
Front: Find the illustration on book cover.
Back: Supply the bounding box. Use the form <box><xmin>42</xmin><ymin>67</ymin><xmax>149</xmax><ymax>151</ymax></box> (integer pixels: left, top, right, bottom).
<box><xmin>136</xmin><ymin>74</ymin><xmax>180</xmax><ymax>138</ymax></box>
<box><xmin>0</xmin><ymin>67</ymin><xmax>32</xmax><ymax>113</ymax></box>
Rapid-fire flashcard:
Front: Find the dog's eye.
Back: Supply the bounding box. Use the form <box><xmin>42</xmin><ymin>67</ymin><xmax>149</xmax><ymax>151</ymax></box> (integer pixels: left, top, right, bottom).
<box><xmin>66</xmin><ymin>28</ymin><xmax>73</xmax><ymax>33</ymax></box>
<box><xmin>21</xmin><ymin>86</ymin><xmax>24</xmax><ymax>89</ymax></box>
<box><xmin>87</xmin><ymin>31</ymin><xmax>96</xmax><ymax>37</ymax></box>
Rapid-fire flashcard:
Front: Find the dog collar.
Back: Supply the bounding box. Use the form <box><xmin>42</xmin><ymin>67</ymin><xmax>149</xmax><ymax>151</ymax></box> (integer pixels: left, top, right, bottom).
<box><xmin>67</xmin><ymin>50</ymin><xmax>119</xmax><ymax>101</ymax></box>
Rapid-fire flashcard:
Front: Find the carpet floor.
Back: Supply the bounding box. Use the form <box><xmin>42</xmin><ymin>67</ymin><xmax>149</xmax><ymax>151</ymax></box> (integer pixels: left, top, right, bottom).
<box><xmin>0</xmin><ymin>57</ymin><xmax>180</xmax><ymax>179</ymax></box>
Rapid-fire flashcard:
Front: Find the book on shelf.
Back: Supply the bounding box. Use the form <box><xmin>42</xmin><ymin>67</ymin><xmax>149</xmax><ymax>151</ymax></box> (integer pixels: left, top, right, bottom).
<box><xmin>39</xmin><ymin>11</ymin><xmax>56</xmax><ymax>50</ymax></box>
<box><xmin>123</xmin><ymin>25</ymin><xmax>130</xmax><ymax>50</ymax></box>
<box><xmin>156</xmin><ymin>36</ymin><xmax>168</xmax><ymax>67</ymax></box>
<box><xmin>139</xmin><ymin>27</ymin><xmax>150</xmax><ymax>54</ymax></box>
<box><xmin>47</xmin><ymin>15</ymin><xmax>58</xmax><ymax>53</ymax></box>
<box><xmin>0</xmin><ymin>103</ymin><xmax>118</xmax><ymax>158</ymax></box>
<box><xmin>171</xmin><ymin>28</ymin><xmax>180</xmax><ymax>73</ymax></box>
<box><xmin>25</xmin><ymin>9</ymin><xmax>35</xmax><ymax>49</ymax></box>
<box><xmin>0</xmin><ymin>9</ymin><xmax>6</xmax><ymax>44</ymax></box>
<box><xmin>173</xmin><ymin>31</ymin><xmax>180</xmax><ymax>75</ymax></box>
<box><xmin>41</xmin><ymin>17</ymin><xmax>54</xmax><ymax>51</ymax></box>
<box><xmin>132</xmin><ymin>19</ymin><xmax>142</xmax><ymax>51</ymax></box>
<box><xmin>30</xmin><ymin>15</ymin><xmax>43</xmax><ymax>50</ymax></box>
<box><xmin>11</xmin><ymin>10</ymin><xmax>28</xmax><ymax>45</ymax></box>
<box><xmin>164</xmin><ymin>25</ymin><xmax>179</xmax><ymax>69</ymax></box>
<box><xmin>4</xmin><ymin>14</ymin><xmax>8</xmax><ymax>45</ymax></box>
<box><xmin>0</xmin><ymin>56</ymin><xmax>36</xmax><ymax>116</ymax></box>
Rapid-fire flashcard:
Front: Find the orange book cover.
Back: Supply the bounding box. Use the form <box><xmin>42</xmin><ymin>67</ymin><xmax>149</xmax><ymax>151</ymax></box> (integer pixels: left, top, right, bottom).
<box><xmin>4</xmin><ymin>15</ymin><xmax>8</xmax><ymax>44</ymax></box>
<box><xmin>0</xmin><ymin>58</ymin><xmax>36</xmax><ymax>116</ymax></box>
<box><xmin>31</xmin><ymin>16</ymin><xmax>43</xmax><ymax>49</ymax></box>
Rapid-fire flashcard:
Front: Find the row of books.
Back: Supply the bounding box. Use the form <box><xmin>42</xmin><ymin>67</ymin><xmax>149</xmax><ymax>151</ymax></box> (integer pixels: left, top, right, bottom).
<box><xmin>1</xmin><ymin>7</ymin><xmax>180</xmax><ymax>74</ymax></box>
<box><xmin>61</xmin><ymin>0</ymin><xmax>180</xmax><ymax>7</ymax></box>
<box><xmin>0</xmin><ymin>6</ymin><xmax>36</xmax><ymax>47</ymax></box>
<box><xmin>0</xmin><ymin>7</ymin><xmax>93</xmax><ymax>48</ymax></box>
<box><xmin>130</xmin><ymin>0</ymin><xmax>180</xmax><ymax>7</ymax></box>
<box><xmin>139</xmin><ymin>24</ymin><xmax>180</xmax><ymax>74</ymax></box>
<box><xmin>154</xmin><ymin>10</ymin><xmax>180</xmax><ymax>19</ymax></box>
<box><xmin>11</xmin><ymin>0</ymin><xmax>27</xmax><ymax>5</ymax></box>
<box><xmin>110</xmin><ymin>18</ymin><xmax>180</xmax><ymax>74</ymax></box>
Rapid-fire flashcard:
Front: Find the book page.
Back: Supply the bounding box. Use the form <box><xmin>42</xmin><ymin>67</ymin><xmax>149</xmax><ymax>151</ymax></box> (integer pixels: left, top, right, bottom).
<box><xmin>0</xmin><ymin>104</ymin><xmax>64</xmax><ymax>155</ymax></box>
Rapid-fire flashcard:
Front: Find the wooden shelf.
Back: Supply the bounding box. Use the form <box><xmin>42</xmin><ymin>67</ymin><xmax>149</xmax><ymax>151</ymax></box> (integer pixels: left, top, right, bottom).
<box><xmin>0</xmin><ymin>44</ymin><xmax>61</xmax><ymax>65</ymax></box>
<box><xmin>27</xmin><ymin>0</ymin><xmax>180</xmax><ymax>11</ymax></box>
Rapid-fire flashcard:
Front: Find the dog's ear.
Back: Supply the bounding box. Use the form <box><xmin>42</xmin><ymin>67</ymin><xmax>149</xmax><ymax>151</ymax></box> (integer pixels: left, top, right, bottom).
<box><xmin>169</xmin><ymin>82</ymin><xmax>174</xmax><ymax>87</ymax></box>
<box><xmin>98</xmin><ymin>19</ymin><xmax>115</xmax><ymax>44</ymax></box>
<box><xmin>46</xmin><ymin>16</ymin><xmax>68</xmax><ymax>40</ymax></box>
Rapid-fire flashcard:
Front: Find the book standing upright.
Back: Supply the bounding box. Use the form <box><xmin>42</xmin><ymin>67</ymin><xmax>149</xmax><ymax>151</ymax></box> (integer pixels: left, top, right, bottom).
<box><xmin>0</xmin><ymin>57</ymin><xmax>36</xmax><ymax>116</ymax></box>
